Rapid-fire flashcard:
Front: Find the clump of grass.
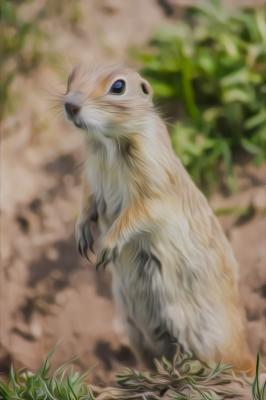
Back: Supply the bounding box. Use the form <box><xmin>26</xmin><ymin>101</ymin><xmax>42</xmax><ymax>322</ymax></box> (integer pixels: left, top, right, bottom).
<box><xmin>252</xmin><ymin>354</ymin><xmax>266</xmax><ymax>400</ymax></box>
<box><xmin>0</xmin><ymin>350</ymin><xmax>265</xmax><ymax>400</ymax></box>
<box><xmin>0</xmin><ymin>349</ymin><xmax>95</xmax><ymax>400</ymax></box>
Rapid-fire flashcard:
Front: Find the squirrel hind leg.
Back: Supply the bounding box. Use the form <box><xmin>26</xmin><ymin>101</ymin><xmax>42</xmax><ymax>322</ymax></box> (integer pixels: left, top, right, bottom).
<box><xmin>235</xmin><ymin>356</ymin><xmax>256</xmax><ymax>377</ymax></box>
<box><xmin>221</xmin><ymin>352</ymin><xmax>256</xmax><ymax>377</ymax></box>
<box><xmin>127</xmin><ymin>322</ymin><xmax>157</xmax><ymax>369</ymax></box>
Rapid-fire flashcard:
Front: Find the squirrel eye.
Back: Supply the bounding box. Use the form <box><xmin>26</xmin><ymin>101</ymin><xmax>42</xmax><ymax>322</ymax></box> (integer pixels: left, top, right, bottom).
<box><xmin>109</xmin><ymin>79</ymin><xmax>126</xmax><ymax>95</ymax></box>
<box><xmin>141</xmin><ymin>82</ymin><xmax>149</xmax><ymax>95</ymax></box>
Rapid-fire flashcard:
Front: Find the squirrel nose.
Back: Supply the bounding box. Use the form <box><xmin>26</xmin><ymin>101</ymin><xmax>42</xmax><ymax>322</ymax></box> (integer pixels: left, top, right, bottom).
<box><xmin>65</xmin><ymin>102</ymin><xmax>80</xmax><ymax>118</ymax></box>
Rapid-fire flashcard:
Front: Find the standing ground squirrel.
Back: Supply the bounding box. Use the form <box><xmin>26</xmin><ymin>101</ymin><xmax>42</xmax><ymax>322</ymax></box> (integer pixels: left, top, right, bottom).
<box><xmin>63</xmin><ymin>65</ymin><xmax>254</xmax><ymax>375</ymax></box>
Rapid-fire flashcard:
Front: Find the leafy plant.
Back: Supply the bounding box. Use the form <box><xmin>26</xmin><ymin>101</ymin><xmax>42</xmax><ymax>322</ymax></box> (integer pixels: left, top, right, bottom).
<box><xmin>136</xmin><ymin>0</ymin><xmax>266</xmax><ymax>191</ymax></box>
<box><xmin>0</xmin><ymin>350</ymin><xmax>265</xmax><ymax>400</ymax></box>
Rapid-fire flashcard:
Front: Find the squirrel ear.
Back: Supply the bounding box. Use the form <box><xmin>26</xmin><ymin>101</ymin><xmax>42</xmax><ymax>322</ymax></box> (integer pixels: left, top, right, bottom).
<box><xmin>140</xmin><ymin>79</ymin><xmax>153</xmax><ymax>98</ymax></box>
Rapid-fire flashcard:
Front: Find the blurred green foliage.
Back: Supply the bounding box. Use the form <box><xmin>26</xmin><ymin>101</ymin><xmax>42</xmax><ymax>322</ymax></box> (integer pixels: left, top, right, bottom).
<box><xmin>137</xmin><ymin>1</ymin><xmax>266</xmax><ymax>191</ymax></box>
<box><xmin>0</xmin><ymin>0</ymin><xmax>46</xmax><ymax>120</ymax></box>
<box><xmin>0</xmin><ymin>0</ymin><xmax>82</xmax><ymax>121</ymax></box>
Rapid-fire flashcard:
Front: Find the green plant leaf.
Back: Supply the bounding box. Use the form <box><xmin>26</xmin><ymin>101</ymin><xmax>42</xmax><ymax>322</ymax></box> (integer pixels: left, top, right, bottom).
<box><xmin>135</xmin><ymin>1</ymin><xmax>266</xmax><ymax>192</ymax></box>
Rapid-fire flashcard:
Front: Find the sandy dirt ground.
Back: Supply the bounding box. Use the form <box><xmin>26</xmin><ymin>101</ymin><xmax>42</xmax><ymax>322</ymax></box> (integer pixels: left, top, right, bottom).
<box><xmin>0</xmin><ymin>0</ymin><xmax>265</xmax><ymax>386</ymax></box>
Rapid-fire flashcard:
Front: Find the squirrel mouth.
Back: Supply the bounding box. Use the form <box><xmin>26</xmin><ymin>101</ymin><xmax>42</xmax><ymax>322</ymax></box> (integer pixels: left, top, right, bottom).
<box><xmin>74</xmin><ymin>120</ymin><xmax>84</xmax><ymax>129</ymax></box>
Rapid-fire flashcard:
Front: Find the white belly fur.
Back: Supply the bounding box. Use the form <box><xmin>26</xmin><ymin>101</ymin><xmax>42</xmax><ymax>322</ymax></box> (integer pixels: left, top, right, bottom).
<box><xmin>85</xmin><ymin>144</ymin><xmax>232</xmax><ymax>363</ymax></box>
<box><xmin>110</xmin><ymin>226</ymin><xmax>229</xmax><ymax>362</ymax></box>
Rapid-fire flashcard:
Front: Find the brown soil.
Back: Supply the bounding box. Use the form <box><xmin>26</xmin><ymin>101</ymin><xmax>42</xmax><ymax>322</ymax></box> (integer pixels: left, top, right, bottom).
<box><xmin>0</xmin><ymin>0</ymin><xmax>265</xmax><ymax>385</ymax></box>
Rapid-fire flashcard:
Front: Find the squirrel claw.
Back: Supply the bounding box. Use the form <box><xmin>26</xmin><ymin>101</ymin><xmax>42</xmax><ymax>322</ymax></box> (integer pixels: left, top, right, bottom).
<box><xmin>77</xmin><ymin>222</ymin><xmax>94</xmax><ymax>262</ymax></box>
<box><xmin>96</xmin><ymin>246</ymin><xmax>118</xmax><ymax>271</ymax></box>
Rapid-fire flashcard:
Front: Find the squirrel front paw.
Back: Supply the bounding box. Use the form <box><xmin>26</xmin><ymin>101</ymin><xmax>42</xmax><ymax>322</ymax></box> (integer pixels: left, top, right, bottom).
<box><xmin>75</xmin><ymin>217</ymin><xmax>95</xmax><ymax>261</ymax></box>
<box><xmin>96</xmin><ymin>245</ymin><xmax>118</xmax><ymax>270</ymax></box>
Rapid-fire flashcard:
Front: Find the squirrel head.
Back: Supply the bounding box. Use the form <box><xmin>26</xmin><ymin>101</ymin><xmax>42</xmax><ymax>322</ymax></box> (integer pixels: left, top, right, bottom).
<box><xmin>64</xmin><ymin>65</ymin><xmax>153</xmax><ymax>137</ymax></box>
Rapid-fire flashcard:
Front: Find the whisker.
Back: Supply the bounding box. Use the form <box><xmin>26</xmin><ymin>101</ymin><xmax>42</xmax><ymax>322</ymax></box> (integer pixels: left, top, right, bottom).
<box><xmin>47</xmin><ymin>108</ymin><xmax>64</xmax><ymax>119</ymax></box>
<box><xmin>116</xmin><ymin>137</ymin><xmax>121</xmax><ymax>153</ymax></box>
<box><xmin>48</xmin><ymin>102</ymin><xmax>62</xmax><ymax>110</ymax></box>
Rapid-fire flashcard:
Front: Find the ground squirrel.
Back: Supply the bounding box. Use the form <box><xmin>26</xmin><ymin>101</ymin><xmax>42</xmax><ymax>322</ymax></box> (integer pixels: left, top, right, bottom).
<box><xmin>63</xmin><ymin>65</ymin><xmax>254</xmax><ymax>375</ymax></box>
